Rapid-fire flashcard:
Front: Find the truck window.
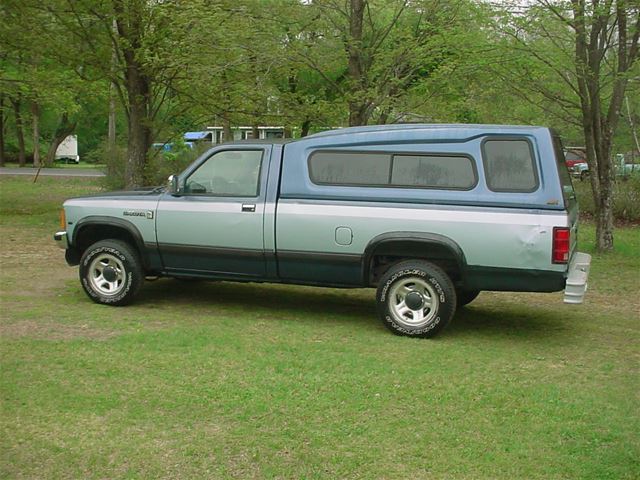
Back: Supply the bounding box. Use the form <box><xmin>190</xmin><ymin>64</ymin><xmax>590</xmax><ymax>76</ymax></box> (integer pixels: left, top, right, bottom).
<box><xmin>309</xmin><ymin>151</ymin><xmax>478</xmax><ymax>190</ymax></box>
<box><xmin>482</xmin><ymin>139</ymin><xmax>539</xmax><ymax>192</ymax></box>
<box><xmin>308</xmin><ymin>152</ymin><xmax>391</xmax><ymax>186</ymax></box>
<box><xmin>391</xmin><ymin>154</ymin><xmax>477</xmax><ymax>190</ymax></box>
<box><xmin>185</xmin><ymin>150</ymin><xmax>263</xmax><ymax>196</ymax></box>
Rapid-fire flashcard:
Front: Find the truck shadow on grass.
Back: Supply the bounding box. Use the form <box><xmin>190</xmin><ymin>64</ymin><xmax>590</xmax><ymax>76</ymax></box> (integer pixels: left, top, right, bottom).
<box><xmin>138</xmin><ymin>279</ymin><xmax>376</xmax><ymax>325</ymax></box>
<box><xmin>136</xmin><ymin>279</ymin><xmax>574</xmax><ymax>341</ymax></box>
<box><xmin>448</xmin><ymin>306</ymin><xmax>573</xmax><ymax>341</ymax></box>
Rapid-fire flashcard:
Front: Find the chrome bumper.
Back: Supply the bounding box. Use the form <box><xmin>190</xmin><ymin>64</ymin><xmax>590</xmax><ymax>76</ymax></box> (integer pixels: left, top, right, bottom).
<box><xmin>564</xmin><ymin>252</ymin><xmax>591</xmax><ymax>304</ymax></box>
<box><xmin>54</xmin><ymin>231</ymin><xmax>69</xmax><ymax>249</ymax></box>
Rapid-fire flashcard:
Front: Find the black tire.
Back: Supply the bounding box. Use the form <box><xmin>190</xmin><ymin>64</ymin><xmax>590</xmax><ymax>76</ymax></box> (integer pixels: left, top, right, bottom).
<box><xmin>79</xmin><ymin>239</ymin><xmax>143</xmax><ymax>306</ymax></box>
<box><xmin>457</xmin><ymin>289</ymin><xmax>480</xmax><ymax>307</ymax></box>
<box><xmin>376</xmin><ymin>260</ymin><xmax>457</xmax><ymax>338</ymax></box>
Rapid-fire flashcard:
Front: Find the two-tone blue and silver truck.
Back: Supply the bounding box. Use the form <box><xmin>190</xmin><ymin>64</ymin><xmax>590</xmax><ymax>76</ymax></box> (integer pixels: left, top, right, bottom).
<box><xmin>54</xmin><ymin>124</ymin><xmax>591</xmax><ymax>338</ymax></box>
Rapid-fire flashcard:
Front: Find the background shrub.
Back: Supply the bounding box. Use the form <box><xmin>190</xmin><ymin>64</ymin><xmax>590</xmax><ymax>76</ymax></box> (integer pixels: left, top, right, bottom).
<box><xmin>144</xmin><ymin>140</ymin><xmax>208</xmax><ymax>187</ymax></box>
<box><xmin>574</xmin><ymin>174</ymin><xmax>640</xmax><ymax>223</ymax></box>
<box><xmin>94</xmin><ymin>139</ymin><xmax>210</xmax><ymax>190</ymax></box>
<box><xmin>85</xmin><ymin>142</ymin><xmax>128</xmax><ymax>191</ymax></box>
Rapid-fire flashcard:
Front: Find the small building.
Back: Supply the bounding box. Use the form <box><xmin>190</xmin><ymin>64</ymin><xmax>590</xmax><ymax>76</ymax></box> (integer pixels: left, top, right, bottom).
<box><xmin>205</xmin><ymin>126</ymin><xmax>285</xmax><ymax>144</ymax></box>
<box><xmin>184</xmin><ymin>131</ymin><xmax>214</xmax><ymax>143</ymax></box>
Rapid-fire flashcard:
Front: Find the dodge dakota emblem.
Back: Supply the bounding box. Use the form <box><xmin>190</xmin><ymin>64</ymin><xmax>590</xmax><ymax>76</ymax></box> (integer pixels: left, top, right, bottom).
<box><xmin>123</xmin><ymin>210</ymin><xmax>153</xmax><ymax>219</ymax></box>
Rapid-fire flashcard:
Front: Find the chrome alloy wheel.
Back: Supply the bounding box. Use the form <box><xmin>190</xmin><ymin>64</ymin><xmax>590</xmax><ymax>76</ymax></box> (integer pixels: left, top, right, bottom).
<box><xmin>388</xmin><ymin>277</ymin><xmax>439</xmax><ymax>328</ymax></box>
<box><xmin>88</xmin><ymin>253</ymin><xmax>126</xmax><ymax>296</ymax></box>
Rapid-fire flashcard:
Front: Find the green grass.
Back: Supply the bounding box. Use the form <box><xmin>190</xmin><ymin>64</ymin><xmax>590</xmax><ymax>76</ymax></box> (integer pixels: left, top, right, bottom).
<box><xmin>53</xmin><ymin>162</ymin><xmax>106</xmax><ymax>170</ymax></box>
<box><xmin>2</xmin><ymin>162</ymin><xmax>105</xmax><ymax>169</ymax></box>
<box><xmin>0</xmin><ymin>176</ymin><xmax>102</xmax><ymax>228</ymax></box>
<box><xmin>1</xmin><ymin>175</ymin><xmax>638</xmax><ymax>479</ymax></box>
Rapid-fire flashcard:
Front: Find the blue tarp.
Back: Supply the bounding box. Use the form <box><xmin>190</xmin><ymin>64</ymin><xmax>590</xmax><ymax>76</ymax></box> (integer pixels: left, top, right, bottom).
<box><xmin>184</xmin><ymin>131</ymin><xmax>211</xmax><ymax>141</ymax></box>
<box><xmin>152</xmin><ymin>142</ymin><xmax>195</xmax><ymax>151</ymax></box>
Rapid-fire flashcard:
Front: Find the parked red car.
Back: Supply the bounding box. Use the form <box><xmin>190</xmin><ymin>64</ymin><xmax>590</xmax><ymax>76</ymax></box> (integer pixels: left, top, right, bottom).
<box><xmin>564</xmin><ymin>147</ymin><xmax>587</xmax><ymax>168</ymax></box>
<box><xmin>564</xmin><ymin>147</ymin><xmax>589</xmax><ymax>180</ymax></box>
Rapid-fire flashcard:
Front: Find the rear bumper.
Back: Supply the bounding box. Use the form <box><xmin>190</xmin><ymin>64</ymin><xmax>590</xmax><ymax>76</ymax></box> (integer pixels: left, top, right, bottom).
<box><xmin>564</xmin><ymin>252</ymin><xmax>591</xmax><ymax>304</ymax></box>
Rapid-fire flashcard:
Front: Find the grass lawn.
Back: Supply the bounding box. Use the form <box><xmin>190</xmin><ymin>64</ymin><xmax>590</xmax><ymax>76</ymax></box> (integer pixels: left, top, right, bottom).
<box><xmin>2</xmin><ymin>162</ymin><xmax>105</xmax><ymax>170</ymax></box>
<box><xmin>53</xmin><ymin>163</ymin><xmax>106</xmax><ymax>170</ymax></box>
<box><xmin>0</xmin><ymin>175</ymin><xmax>638</xmax><ymax>479</ymax></box>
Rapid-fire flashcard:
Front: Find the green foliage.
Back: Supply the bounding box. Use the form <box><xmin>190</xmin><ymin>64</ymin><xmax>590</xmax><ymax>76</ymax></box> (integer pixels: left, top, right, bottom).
<box><xmin>574</xmin><ymin>175</ymin><xmax>640</xmax><ymax>223</ymax></box>
<box><xmin>92</xmin><ymin>143</ymin><xmax>129</xmax><ymax>191</ymax></box>
<box><xmin>1</xmin><ymin>0</ymin><xmax>633</xmax><ymax>138</ymax></box>
<box><xmin>144</xmin><ymin>140</ymin><xmax>208</xmax><ymax>187</ymax></box>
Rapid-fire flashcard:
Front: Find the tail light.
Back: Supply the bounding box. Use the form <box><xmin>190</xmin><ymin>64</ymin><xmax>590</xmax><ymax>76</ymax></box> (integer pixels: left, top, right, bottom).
<box><xmin>59</xmin><ymin>209</ymin><xmax>66</xmax><ymax>230</ymax></box>
<box><xmin>552</xmin><ymin>227</ymin><xmax>570</xmax><ymax>264</ymax></box>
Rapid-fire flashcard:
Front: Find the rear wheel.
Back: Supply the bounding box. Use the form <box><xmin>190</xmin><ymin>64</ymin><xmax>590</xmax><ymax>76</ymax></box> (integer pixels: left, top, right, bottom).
<box><xmin>376</xmin><ymin>260</ymin><xmax>457</xmax><ymax>338</ymax></box>
<box><xmin>79</xmin><ymin>239</ymin><xmax>143</xmax><ymax>305</ymax></box>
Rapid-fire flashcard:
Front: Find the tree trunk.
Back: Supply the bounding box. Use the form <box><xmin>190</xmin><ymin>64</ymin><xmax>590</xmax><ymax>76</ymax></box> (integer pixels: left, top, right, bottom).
<box><xmin>114</xmin><ymin>0</ymin><xmax>153</xmax><ymax>188</ymax></box>
<box><xmin>108</xmin><ymin>82</ymin><xmax>117</xmax><ymax>162</ymax></box>
<box><xmin>251</xmin><ymin>124</ymin><xmax>259</xmax><ymax>140</ymax></box>
<box><xmin>125</xmin><ymin>87</ymin><xmax>151</xmax><ymax>188</ymax></box>
<box><xmin>107</xmin><ymin>18</ymin><xmax>118</xmax><ymax>165</ymax></box>
<box><xmin>301</xmin><ymin>119</ymin><xmax>311</xmax><ymax>137</ymax></box>
<box><xmin>0</xmin><ymin>94</ymin><xmax>5</xmax><ymax>167</ymax></box>
<box><xmin>595</xmin><ymin>162</ymin><xmax>615</xmax><ymax>250</ymax></box>
<box><xmin>122</xmin><ymin>59</ymin><xmax>152</xmax><ymax>188</ymax></box>
<box><xmin>350</xmin><ymin>106</ymin><xmax>370</xmax><ymax>126</ymax></box>
<box><xmin>45</xmin><ymin>112</ymin><xmax>77</xmax><ymax>166</ymax></box>
<box><xmin>31</xmin><ymin>102</ymin><xmax>40</xmax><ymax>167</ymax></box>
<box><xmin>377</xmin><ymin>109</ymin><xmax>391</xmax><ymax>125</ymax></box>
<box><xmin>11</xmin><ymin>95</ymin><xmax>25</xmax><ymax>167</ymax></box>
<box><xmin>584</xmin><ymin>119</ymin><xmax>616</xmax><ymax>253</ymax></box>
<box><xmin>222</xmin><ymin>112</ymin><xmax>232</xmax><ymax>142</ymax></box>
<box><xmin>347</xmin><ymin>0</ymin><xmax>368</xmax><ymax>126</ymax></box>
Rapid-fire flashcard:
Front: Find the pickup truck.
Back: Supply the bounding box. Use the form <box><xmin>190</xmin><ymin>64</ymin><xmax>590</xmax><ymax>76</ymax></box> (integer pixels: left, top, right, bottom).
<box><xmin>615</xmin><ymin>154</ymin><xmax>640</xmax><ymax>177</ymax></box>
<box><xmin>54</xmin><ymin>124</ymin><xmax>591</xmax><ymax>338</ymax></box>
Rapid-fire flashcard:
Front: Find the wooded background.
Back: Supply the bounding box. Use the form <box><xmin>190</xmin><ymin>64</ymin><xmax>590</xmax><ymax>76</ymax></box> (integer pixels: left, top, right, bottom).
<box><xmin>0</xmin><ymin>0</ymin><xmax>638</xmax><ymax>251</ymax></box>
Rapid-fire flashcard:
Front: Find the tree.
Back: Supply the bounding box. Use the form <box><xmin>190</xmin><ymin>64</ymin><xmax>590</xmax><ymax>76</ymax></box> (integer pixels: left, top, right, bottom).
<box><xmin>290</xmin><ymin>0</ymin><xmax>476</xmax><ymax>126</ymax></box>
<box><xmin>495</xmin><ymin>0</ymin><xmax>639</xmax><ymax>251</ymax></box>
<box><xmin>17</xmin><ymin>0</ymin><xmax>194</xmax><ymax>187</ymax></box>
<box><xmin>1</xmin><ymin>1</ymin><xmax>92</xmax><ymax>167</ymax></box>
<box><xmin>0</xmin><ymin>93</ymin><xmax>5</xmax><ymax>167</ymax></box>
<box><xmin>10</xmin><ymin>94</ymin><xmax>25</xmax><ymax>166</ymax></box>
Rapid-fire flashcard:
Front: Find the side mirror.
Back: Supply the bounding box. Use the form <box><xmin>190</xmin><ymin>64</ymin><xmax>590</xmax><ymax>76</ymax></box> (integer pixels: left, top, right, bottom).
<box><xmin>168</xmin><ymin>174</ymin><xmax>181</xmax><ymax>196</ymax></box>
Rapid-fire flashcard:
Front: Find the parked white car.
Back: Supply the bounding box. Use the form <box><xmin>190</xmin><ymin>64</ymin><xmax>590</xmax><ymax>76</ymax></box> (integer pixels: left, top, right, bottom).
<box><xmin>55</xmin><ymin>135</ymin><xmax>80</xmax><ymax>164</ymax></box>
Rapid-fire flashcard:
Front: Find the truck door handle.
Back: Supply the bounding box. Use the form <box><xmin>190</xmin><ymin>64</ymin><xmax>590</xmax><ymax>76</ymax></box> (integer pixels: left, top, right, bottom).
<box><xmin>242</xmin><ymin>204</ymin><xmax>256</xmax><ymax>212</ymax></box>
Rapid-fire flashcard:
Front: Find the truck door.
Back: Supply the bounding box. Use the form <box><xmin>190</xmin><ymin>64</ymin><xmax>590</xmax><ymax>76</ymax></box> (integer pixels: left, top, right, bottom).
<box><xmin>155</xmin><ymin>146</ymin><xmax>271</xmax><ymax>277</ymax></box>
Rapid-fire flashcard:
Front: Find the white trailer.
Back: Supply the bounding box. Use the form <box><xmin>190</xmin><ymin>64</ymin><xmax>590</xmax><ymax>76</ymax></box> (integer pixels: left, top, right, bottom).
<box><xmin>55</xmin><ymin>135</ymin><xmax>80</xmax><ymax>164</ymax></box>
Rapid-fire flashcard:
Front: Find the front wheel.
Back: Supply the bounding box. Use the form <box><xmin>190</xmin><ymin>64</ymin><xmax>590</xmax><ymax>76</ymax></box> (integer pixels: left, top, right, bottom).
<box><xmin>79</xmin><ymin>239</ymin><xmax>143</xmax><ymax>306</ymax></box>
<box><xmin>376</xmin><ymin>260</ymin><xmax>457</xmax><ymax>338</ymax></box>
<box><xmin>457</xmin><ymin>289</ymin><xmax>480</xmax><ymax>307</ymax></box>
